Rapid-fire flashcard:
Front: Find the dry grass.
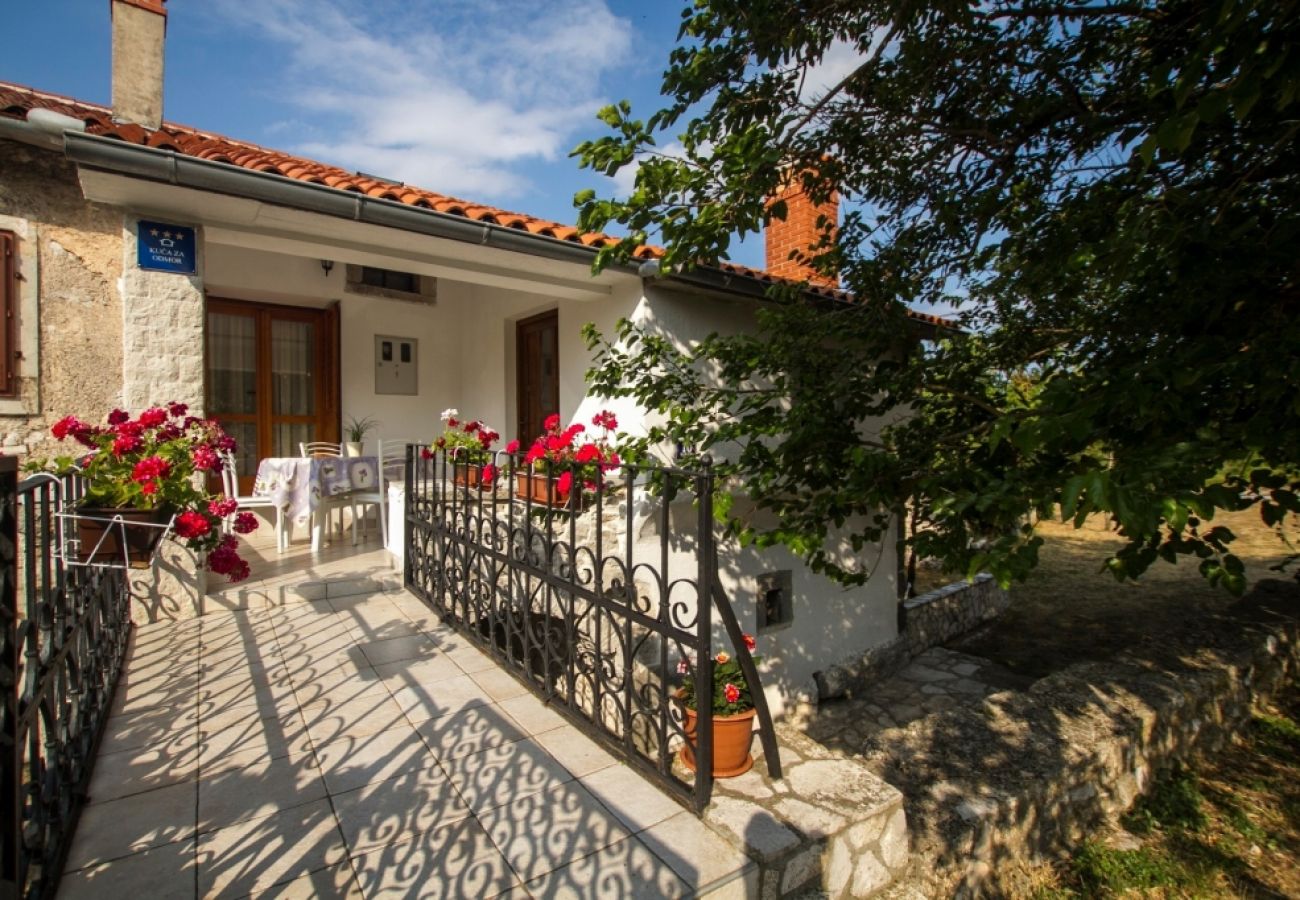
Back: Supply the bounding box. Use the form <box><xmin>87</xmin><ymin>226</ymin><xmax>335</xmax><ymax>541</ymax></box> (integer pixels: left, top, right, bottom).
<box><xmin>934</xmin><ymin>508</ymin><xmax>1299</xmax><ymax>679</ymax></box>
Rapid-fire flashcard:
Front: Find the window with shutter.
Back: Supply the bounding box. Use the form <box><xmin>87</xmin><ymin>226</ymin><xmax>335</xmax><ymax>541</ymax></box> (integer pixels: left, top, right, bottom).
<box><xmin>0</xmin><ymin>230</ymin><xmax>16</xmax><ymax>397</ymax></box>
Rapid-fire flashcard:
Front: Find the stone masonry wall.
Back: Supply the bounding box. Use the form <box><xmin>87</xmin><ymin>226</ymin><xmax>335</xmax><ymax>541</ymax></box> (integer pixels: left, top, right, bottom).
<box><xmin>812</xmin><ymin>575</ymin><xmax>1009</xmax><ymax>705</ymax></box>
<box><xmin>0</xmin><ymin>139</ymin><xmax>124</xmax><ymax>457</ymax></box>
<box><xmin>857</xmin><ymin>580</ymin><xmax>1300</xmax><ymax>897</ymax></box>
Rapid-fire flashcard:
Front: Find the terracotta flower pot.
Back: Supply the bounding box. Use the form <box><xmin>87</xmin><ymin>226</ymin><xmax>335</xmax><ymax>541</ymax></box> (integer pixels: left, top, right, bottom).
<box><xmin>453</xmin><ymin>463</ymin><xmax>484</xmax><ymax>488</ymax></box>
<box><xmin>513</xmin><ymin>472</ymin><xmax>573</xmax><ymax>508</ymax></box>
<box><xmin>678</xmin><ymin>704</ymin><xmax>756</xmax><ymax>778</ymax></box>
<box><xmin>74</xmin><ymin>505</ymin><xmax>172</xmax><ymax>567</ymax></box>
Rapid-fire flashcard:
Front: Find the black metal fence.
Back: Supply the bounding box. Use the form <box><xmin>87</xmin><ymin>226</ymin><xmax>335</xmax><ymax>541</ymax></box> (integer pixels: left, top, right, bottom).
<box><xmin>404</xmin><ymin>446</ymin><xmax>779</xmax><ymax>811</ymax></box>
<box><xmin>1</xmin><ymin>460</ymin><xmax>132</xmax><ymax>900</ymax></box>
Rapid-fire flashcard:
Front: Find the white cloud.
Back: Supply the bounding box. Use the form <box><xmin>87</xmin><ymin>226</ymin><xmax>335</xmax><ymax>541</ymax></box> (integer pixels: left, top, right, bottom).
<box><xmin>200</xmin><ymin>0</ymin><xmax>632</xmax><ymax>199</ymax></box>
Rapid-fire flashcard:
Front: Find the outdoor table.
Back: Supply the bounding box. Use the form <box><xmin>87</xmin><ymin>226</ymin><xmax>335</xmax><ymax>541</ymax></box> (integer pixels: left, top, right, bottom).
<box><xmin>253</xmin><ymin>455</ymin><xmax>379</xmax><ymax>551</ymax></box>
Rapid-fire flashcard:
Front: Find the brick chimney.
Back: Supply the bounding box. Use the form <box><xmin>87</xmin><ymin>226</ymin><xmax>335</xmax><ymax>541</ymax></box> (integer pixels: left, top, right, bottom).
<box><xmin>111</xmin><ymin>0</ymin><xmax>167</xmax><ymax>129</ymax></box>
<box><xmin>765</xmin><ymin>169</ymin><xmax>839</xmax><ymax>288</ymax></box>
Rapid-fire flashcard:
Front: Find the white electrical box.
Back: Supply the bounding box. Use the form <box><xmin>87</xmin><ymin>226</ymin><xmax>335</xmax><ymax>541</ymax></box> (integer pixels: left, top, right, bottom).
<box><xmin>375</xmin><ymin>335</ymin><xmax>418</xmax><ymax>395</ymax></box>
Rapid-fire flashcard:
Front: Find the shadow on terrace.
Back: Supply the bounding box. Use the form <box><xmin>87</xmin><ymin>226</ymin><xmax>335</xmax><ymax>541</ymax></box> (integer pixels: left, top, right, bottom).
<box><xmin>55</xmin><ymin>523</ymin><xmax>753</xmax><ymax>898</ymax></box>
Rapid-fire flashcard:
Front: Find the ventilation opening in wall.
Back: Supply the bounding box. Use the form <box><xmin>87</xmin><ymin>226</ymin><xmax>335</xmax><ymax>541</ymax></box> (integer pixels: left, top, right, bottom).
<box><xmin>757</xmin><ymin>570</ymin><xmax>793</xmax><ymax>633</ymax></box>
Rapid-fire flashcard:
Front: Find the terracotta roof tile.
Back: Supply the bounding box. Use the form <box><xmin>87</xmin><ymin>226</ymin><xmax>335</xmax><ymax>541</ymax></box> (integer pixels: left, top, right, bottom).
<box><xmin>0</xmin><ymin>79</ymin><xmax>954</xmax><ymax>329</ymax></box>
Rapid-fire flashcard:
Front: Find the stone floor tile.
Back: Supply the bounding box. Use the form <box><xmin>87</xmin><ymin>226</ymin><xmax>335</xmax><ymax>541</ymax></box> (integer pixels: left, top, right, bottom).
<box><xmin>312</xmin><ymin>724</ymin><xmax>430</xmax><ymax>795</ymax></box>
<box><xmin>197</xmin><ymin>798</ymin><xmax>347</xmax><ymax>897</ymax></box>
<box><xmin>414</xmin><ymin>703</ymin><xmax>529</xmax><ymax>762</ymax></box>
<box><xmin>348</xmin><ymin>817</ymin><xmax>521</xmax><ymax>900</ymax></box>
<box><xmin>438</xmin><ymin>735</ymin><xmax>574</xmax><ymax>815</ymax></box>
<box><xmin>470</xmin><ymin>668</ymin><xmax>530</xmax><ymax>702</ymax></box>
<box><xmin>387</xmin><ymin>675</ymin><xmax>493</xmax><ymax>724</ymax></box>
<box><xmin>496</xmin><ymin>693</ymin><xmax>566</xmax><ymax>736</ymax></box>
<box><xmin>197</xmin><ymin>668</ymin><xmax>297</xmax><ymax>710</ymax></box>
<box><xmin>576</xmin><ymin>764</ymin><xmax>687</xmax><ymax>834</ymax></box>
<box><xmin>85</xmin><ymin>739</ymin><xmax>198</xmax><ymax>803</ymax></box>
<box><xmin>197</xmin><ymin>705</ymin><xmax>313</xmax><ymax>775</ymax></box>
<box><xmin>57</xmin><ymin>837</ymin><xmax>195</xmax><ymax>900</ymax></box>
<box><xmin>299</xmin><ymin>685</ymin><xmax>408</xmax><ymax>743</ymax></box>
<box><xmin>198</xmin><ymin>752</ymin><xmax>327</xmax><ymax>832</ymax></box>
<box><xmin>110</xmin><ymin>679</ymin><xmax>200</xmax><ymax>718</ymax></box>
<box><xmin>65</xmin><ymin>780</ymin><xmax>195</xmax><ymax>871</ymax></box>
<box><xmin>534</xmin><ymin>725</ymin><xmax>619</xmax><ymax>779</ymax></box>
<box><xmin>244</xmin><ymin>862</ymin><xmax>364</xmax><ymax>899</ymax></box>
<box><xmin>330</xmin><ymin>764</ymin><xmax>470</xmax><ymax>852</ymax></box>
<box><xmin>431</xmin><ymin>637</ymin><xmax>499</xmax><ymax>674</ymax></box>
<box><xmin>477</xmin><ymin>779</ymin><xmax>632</xmax><ymax>883</ymax></box>
<box><xmin>522</xmin><ymin>834</ymin><xmax>690</xmax><ymax>899</ymax></box>
<box><xmin>638</xmin><ymin>811</ymin><xmax>755</xmax><ymax>894</ymax></box>
<box><xmin>289</xmin><ymin>663</ymin><xmax>384</xmax><ymax>708</ymax></box>
<box><xmin>97</xmin><ymin>704</ymin><xmax>200</xmax><ymax>757</ymax></box>
<box><xmin>359</xmin><ymin>633</ymin><xmax>444</xmax><ymax>669</ymax></box>
<box><xmin>373</xmin><ymin>652</ymin><xmax>466</xmax><ymax>686</ymax></box>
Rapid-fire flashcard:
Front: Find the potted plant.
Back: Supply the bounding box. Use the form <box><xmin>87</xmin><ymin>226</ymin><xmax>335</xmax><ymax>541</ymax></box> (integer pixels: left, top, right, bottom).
<box><xmin>675</xmin><ymin>633</ymin><xmax>762</xmax><ymax>777</ymax></box>
<box><xmin>343</xmin><ymin>415</ymin><xmax>378</xmax><ymax>457</ymax></box>
<box><xmin>31</xmin><ymin>404</ymin><xmax>258</xmax><ymax>580</ymax></box>
<box><xmin>433</xmin><ymin>409</ymin><xmax>500</xmax><ymax>488</ymax></box>
<box><xmin>510</xmin><ymin>410</ymin><xmax>621</xmax><ymax>507</ymax></box>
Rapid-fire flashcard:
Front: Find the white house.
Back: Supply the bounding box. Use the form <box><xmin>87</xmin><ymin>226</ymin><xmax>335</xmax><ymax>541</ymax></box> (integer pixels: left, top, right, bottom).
<box><xmin>0</xmin><ymin>0</ymin><xmax>947</xmax><ymax>715</ymax></box>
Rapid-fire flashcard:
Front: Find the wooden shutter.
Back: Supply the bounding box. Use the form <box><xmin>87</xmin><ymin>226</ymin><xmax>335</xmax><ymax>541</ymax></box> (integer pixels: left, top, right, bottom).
<box><xmin>0</xmin><ymin>231</ymin><xmax>16</xmax><ymax>397</ymax></box>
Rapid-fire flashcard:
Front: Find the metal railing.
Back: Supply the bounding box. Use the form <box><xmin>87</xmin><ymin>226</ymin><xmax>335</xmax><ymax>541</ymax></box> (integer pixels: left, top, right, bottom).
<box><xmin>1</xmin><ymin>460</ymin><xmax>132</xmax><ymax>900</ymax></box>
<box><xmin>404</xmin><ymin>446</ymin><xmax>779</xmax><ymax>811</ymax></box>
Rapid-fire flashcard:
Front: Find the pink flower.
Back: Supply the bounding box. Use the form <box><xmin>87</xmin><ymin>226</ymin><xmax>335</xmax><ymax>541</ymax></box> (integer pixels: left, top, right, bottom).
<box><xmin>743</xmin><ymin>633</ymin><xmax>757</xmax><ymax>652</ymax></box>
<box><xmin>138</xmin><ymin>407</ymin><xmax>168</xmax><ymax>428</ymax></box>
<box><xmin>112</xmin><ymin>434</ymin><xmax>142</xmax><ymax>456</ymax></box>
<box><xmin>132</xmin><ymin>456</ymin><xmax>171</xmax><ymax>483</ymax></box>
<box><xmin>505</xmin><ymin>439</ymin><xmax>520</xmax><ymax>454</ymax></box>
<box><xmin>555</xmin><ymin>471</ymin><xmax>573</xmax><ymax>497</ymax></box>
<box><xmin>191</xmin><ymin>445</ymin><xmax>219</xmax><ymax>472</ymax></box>
<box><xmin>208</xmin><ymin>497</ymin><xmax>238</xmax><ymax>517</ymax></box>
<box><xmin>232</xmin><ymin>512</ymin><xmax>259</xmax><ymax>534</ymax></box>
<box><xmin>543</xmin><ymin>413</ymin><xmax>560</xmax><ymax>431</ymax></box>
<box><xmin>715</xmin><ymin>651</ymin><xmax>730</xmax><ymax>664</ymax></box>
<box><xmin>677</xmin><ymin>658</ymin><xmax>691</xmax><ymax>675</ymax></box>
<box><xmin>592</xmin><ymin>411</ymin><xmax>618</xmax><ymax>431</ymax></box>
<box><xmin>724</xmin><ymin>683</ymin><xmax>740</xmax><ymax>704</ymax></box>
<box><xmin>174</xmin><ymin>510</ymin><xmax>212</xmax><ymax>539</ymax></box>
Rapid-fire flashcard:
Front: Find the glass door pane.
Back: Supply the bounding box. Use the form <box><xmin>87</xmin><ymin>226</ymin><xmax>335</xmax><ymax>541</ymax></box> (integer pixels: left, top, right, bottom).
<box><xmin>270</xmin><ymin>319</ymin><xmax>317</xmax><ymax>457</ymax></box>
<box><xmin>206</xmin><ymin>310</ymin><xmax>258</xmax><ymax>479</ymax></box>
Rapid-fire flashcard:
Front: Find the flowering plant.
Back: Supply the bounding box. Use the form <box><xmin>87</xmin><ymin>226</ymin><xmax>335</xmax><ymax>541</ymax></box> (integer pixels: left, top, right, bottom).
<box><xmin>432</xmin><ymin>409</ymin><xmax>500</xmax><ymax>467</ymax></box>
<box><xmin>32</xmin><ymin>404</ymin><xmax>257</xmax><ymax>581</ymax></box>
<box><xmin>676</xmin><ymin>633</ymin><xmax>762</xmax><ymax>716</ymax></box>
<box><xmin>509</xmin><ymin>410</ymin><xmax>622</xmax><ymax>500</ymax></box>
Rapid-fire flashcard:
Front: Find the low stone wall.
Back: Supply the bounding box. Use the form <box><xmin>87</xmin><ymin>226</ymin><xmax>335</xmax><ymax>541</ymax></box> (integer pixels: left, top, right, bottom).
<box><xmin>854</xmin><ymin>579</ymin><xmax>1300</xmax><ymax>897</ymax></box>
<box><xmin>812</xmin><ymin>575</ymin><xmax>1009</xmax><ymax>704</ymax></box>
<box><xmin>702</xmin><ymin>726</ymin><xmax>910</xmax><ymax>898</ymax></box>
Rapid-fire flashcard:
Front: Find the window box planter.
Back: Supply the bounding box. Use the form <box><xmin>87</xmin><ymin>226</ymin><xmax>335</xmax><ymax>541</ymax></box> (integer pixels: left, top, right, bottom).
<box><xmin>72</xmin><ymin>505</ymin><xmax>173</xmax><ymax>568</ymax></box>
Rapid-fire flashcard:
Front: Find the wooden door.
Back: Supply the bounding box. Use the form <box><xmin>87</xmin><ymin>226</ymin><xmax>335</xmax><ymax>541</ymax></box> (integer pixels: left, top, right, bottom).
<box><xmin>516</xmin><ymin>310</ymin><xmax>559</xmax><ymax>443</ymax></box>
<box><xmin>206</xmin><ymin>298</ymin><xmax>339</xmax><ymax>493</ymax></box>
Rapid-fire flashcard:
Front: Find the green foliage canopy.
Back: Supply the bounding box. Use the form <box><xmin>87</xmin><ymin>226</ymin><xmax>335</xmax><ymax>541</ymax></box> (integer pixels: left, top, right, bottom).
<box><xmin>573</xmin><ymin>0</ymin><xmax>1300</xmax><ymax>591</ymax></box>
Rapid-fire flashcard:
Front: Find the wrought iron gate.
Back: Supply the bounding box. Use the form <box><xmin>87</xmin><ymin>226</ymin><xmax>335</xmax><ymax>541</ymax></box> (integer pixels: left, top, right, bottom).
<box><xmin>1</xmin><ymin>461</ymin><xmax>131</xmax><ymax>900</ymax></box>
<box><xmin>404</xmin><ymin>447</ymin><xmax>779</xmax><ymax>810</ymax></box>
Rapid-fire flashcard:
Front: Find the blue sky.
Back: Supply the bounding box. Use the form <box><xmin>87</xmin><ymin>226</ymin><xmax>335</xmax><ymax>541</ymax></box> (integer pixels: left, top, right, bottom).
<box><xmin>3</xmin><ymin>0</ymin><xmax>773</xmax><ymax>268</ymax></box>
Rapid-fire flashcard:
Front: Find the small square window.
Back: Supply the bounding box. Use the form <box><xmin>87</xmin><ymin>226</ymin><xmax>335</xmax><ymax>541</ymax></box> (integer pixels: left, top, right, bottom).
<box><xmin>756</xmin><ymin>570</ymin><xmax>793</xmax><ymax>633</ymax></box>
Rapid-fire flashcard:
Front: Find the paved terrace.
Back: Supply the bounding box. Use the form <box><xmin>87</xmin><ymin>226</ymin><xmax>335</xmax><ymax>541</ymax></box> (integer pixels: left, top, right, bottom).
<box><xmin>58</xmin><ymin>530</ymin><xmax>757</xmax><ymax>899</ymax></box>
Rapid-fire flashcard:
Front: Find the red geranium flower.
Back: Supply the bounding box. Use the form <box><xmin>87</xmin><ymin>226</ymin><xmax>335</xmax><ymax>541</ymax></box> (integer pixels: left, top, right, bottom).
<box><xmin>574</xmin><ymin>443</ymin><xmax>602</xmax><ymax>464</ymax></box>
<box><xmin>132</xmin><ymin>456</ymin><xmax>171</xmax><ymax>483</ymax></box>
<box><xmin>723</xmin><ymin>683</ymin><xmax>740</xmax><ymax>704</ymax></box>
<box><xmin>555</xmin><ymin>471</ymin><xmax>573</xmax><ymax>497</ymax></box>
<box><xmin>232</xmin><ymin>512</ymin><xmax>259</xmax><ymax>534</ymax></box>
<box><xmin>107</xmin><ymin>409</ymin><xmax>130</xmax><ymax>426</ymax></box>
<box><xmin>138</xmin><ymin>407</ymin><xmax>168</xmax><ymax>428</ymax></box>
<box><xmin>208</xmin><ymin>497</ymin><xmax>238</xmax><ymax>517</ymax></box>
<box><xmin>174</xmin><ymin>510</ymin><xmax>212</xmax><ymax>539</ymax></box>
<box><xmin>191</xmin><ymin>445</ymin><xmax>219</xmax><ymax>472</ymax></box>
<box><xmin>505</xmin><ymin>439</ymin><xmax>520</xmax><ymax>454</ymax></box>
<box><xmin>112</xmin><ymin>434</ymin><xmax>142</xmax><ymax>456</ymax></box>
<box><xmin>743</xmin><ymin>633</ymin><xmax>757</xmax><ymax>652</ymax></box>
<box><xmin>167</xmin><ymin>402</ymin><xmax>188</xmax><ymax>418</ymax></box>
<box><xmin>592</xmin><ymin>411</ymin><xmax>618</xmax><ymax>431</ymax></box>
<box><xmin>543</xmin><ymin>413</ymin><xmax>560</xmax><ymax>431</ymax></box>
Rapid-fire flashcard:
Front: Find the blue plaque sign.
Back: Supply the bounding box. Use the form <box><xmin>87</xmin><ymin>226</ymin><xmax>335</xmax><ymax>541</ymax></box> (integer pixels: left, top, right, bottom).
<box><xmin>137</xmin><ymin>220</ymin><xmax>197</xmax><ymax>274</ymax></box>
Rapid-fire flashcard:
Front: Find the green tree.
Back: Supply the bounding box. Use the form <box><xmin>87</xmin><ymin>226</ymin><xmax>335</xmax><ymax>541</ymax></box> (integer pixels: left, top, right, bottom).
<box><xmin>573</xmin><ymin>0</ymin><xmax>1300</xmax><ymax>592</ymax></box>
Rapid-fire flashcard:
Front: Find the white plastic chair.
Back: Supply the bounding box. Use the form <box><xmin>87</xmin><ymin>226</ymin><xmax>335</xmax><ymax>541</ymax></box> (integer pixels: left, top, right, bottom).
<box><xmin>219</xmin><ymin>451</ymin><xmax>288</xmax><ymax>553</ymax></box>
<box><xmin>348</xmin><ymin>438</ymin><xmax>416</xmax><ymax>549</ymax></box>
<box><xmin>297</xmin><ymin>441</ymin><xmax>356</xmax><ymax>550</ymax></box>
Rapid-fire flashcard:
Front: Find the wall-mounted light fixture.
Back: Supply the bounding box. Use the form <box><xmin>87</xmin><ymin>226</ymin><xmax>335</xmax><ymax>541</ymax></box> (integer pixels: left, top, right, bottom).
<box><xmin>320</xmin><ymin>259</ymin><xmax>335</xmax><ymax>276</ymax></box>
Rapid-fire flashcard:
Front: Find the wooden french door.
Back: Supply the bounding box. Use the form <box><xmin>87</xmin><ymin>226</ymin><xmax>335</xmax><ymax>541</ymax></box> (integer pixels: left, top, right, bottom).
<box><xmin>206</xmin><ymin>298</ymin><xmax>339</xmax><ymax>493</ymax></box>
<box><xmin>516</xmin><ymin>310</ymin><xmax>559</xmax><ymax>443</ymax></box>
